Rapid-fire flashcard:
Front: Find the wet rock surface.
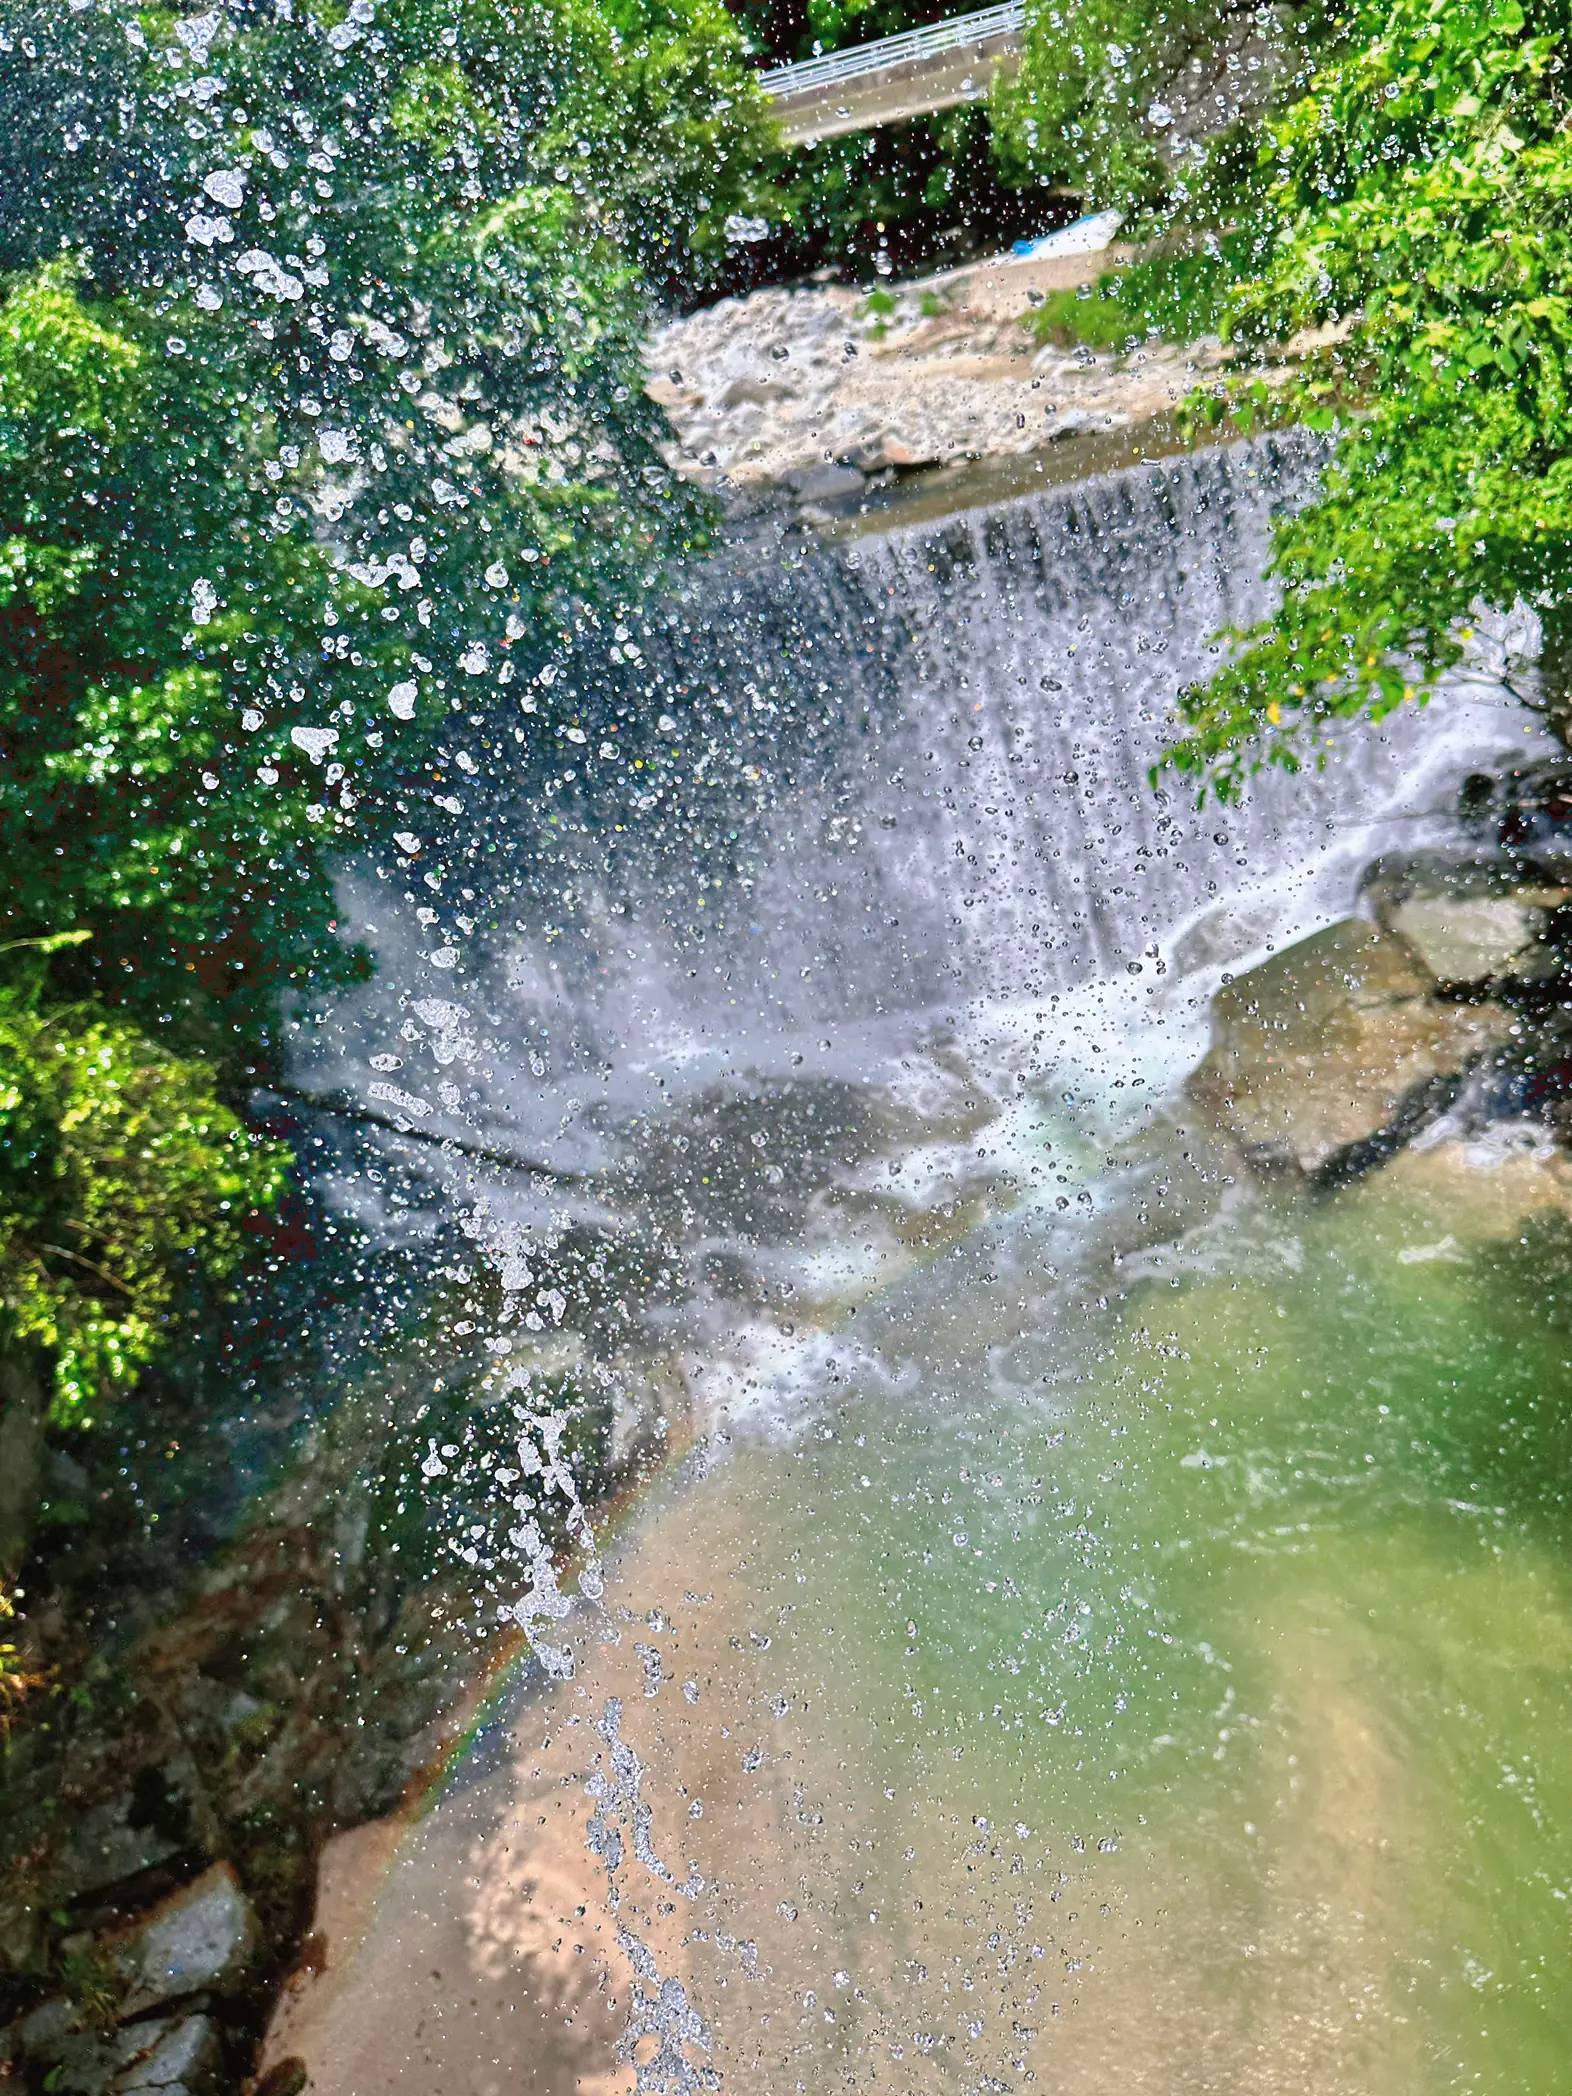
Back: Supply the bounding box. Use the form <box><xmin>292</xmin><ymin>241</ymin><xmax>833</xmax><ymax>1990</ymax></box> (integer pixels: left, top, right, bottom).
<box><xmin>115</xmin><ymin>2012</ymin><xmax>221</xmax><ymax>2093</ymax></box>
<box><xmin>646</xmin><ymin>252</ymin><xmax>1240</xmax><ymax>512</ymax></box>
<box><xmin>1189</xmin><ymin>918</ymin><xmax>1516</xmax><ymax>1181</ymax></box>
<box><xmin>8</xmin><ymin>2003</ymin><xmax>221</xmax><ymax>2096</ymax></box>
<box><xmin>1375</xmin><ymin>1120</ymin><xmax>1572</xmax><ymax>1242</ymax></box>
<box><xmin>1389</xmin><ymin>893</ymin><xmax>1556</xmax><ymax>984</ymax></box>
<box><xmin>0</xmin><ymin>1293</ymin><xmax>683</xmax><ymax>2091</ymax></box>
<box><xmin>110</xmin><ymin>1865</ymin><xmax>256</xmax><ymax>2019</ymax></box>
<box><xmin>1192</xmin><ymin>801</ymin><xmax>1572</xmax><ymax>1197</ymax></box>
<box><xmin>1482</xmin><ymin>759</ymin><xmax>1572</xmax><ymax>872</ymax></box>
<box><xmin>1361</xmin><ymin>850</ymin><xmax>1571</xmax><ymax>986</ymax></box>
<box><xmin>55</xmin><ymin>1761</ymin><xmax>221</xmax><ymax>1910</ymax></box>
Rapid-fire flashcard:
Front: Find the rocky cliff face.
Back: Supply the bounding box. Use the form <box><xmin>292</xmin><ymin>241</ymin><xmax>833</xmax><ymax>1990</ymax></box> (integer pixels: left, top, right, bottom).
<box><xmin>0</xmin><ymin>1314</ymin><xmax>679</xmax><ymax>2095</ymax></box>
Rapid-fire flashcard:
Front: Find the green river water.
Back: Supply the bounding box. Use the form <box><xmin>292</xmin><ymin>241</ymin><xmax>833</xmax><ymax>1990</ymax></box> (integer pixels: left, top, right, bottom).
<box><xmin>731</xmin><ymin>1145</ymin><xmax>1572</xmax><ymax>2092</ymax></box>
<box><xmin>291</xmin><ymin>1099</ymin><xmax>1572</xmax><ymax>2096</ymax></box>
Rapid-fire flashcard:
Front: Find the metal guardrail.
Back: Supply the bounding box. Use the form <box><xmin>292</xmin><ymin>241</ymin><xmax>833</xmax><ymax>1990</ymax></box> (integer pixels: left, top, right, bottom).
<box><xmin>758</xmin><ymin>0</ymin><xmax>1025</xmax><ymax>100</ymax></box>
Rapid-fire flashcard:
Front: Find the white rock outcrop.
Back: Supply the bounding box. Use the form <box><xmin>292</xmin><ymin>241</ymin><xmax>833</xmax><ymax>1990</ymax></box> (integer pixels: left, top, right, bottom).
<box><xmin>647</xmin><ymin>246</ymin><xmax>1233</xmax><ymax>496</ymax></box>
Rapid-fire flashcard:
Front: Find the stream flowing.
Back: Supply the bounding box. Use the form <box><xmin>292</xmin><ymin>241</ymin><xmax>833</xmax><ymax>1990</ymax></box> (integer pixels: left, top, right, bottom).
<box><xmin>277</xmin><ymin>439</ymin><xmax>1572</xmax><ymax>2094</ymax></box>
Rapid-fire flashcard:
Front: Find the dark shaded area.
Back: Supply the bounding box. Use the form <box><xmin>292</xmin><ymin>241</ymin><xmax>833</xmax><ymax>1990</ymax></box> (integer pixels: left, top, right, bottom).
<box><xmin>725</xmin><ymin>0</ymin><xmax>981</xmax><ymax>69</ymax></box>
<box><xmin>702</xmin><ymin>108</ymin><xmax>1073</xmax><ymax>305</ymax></box>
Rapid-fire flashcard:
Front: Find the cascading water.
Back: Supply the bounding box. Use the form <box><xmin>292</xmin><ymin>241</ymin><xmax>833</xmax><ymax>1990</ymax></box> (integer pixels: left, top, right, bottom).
<box><xmin>273</xmin><ymin>442</ymin><xmax>1572</xmax><ymax>2096</ymax></box>
<box><xmin>294</xmin><ymin>435</ymin><xmax>1528</xmax><ymax>1224</ymax></box>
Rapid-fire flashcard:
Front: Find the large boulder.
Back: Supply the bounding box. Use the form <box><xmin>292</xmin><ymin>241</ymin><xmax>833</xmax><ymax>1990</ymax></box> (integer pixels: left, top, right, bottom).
<box><xmin>1188</xmin><ymin>919</ymin><xmax>1515</xmax><ymax>1180</ymax></box>
<box><xmin>1368</xmin><ymin>1125</ymin><xmax>1572</xmax><ymax>1247</ymax></box>
<box><xmin>111</xmin><ymin>1864</ymin><xmax>257</xmax><ymax>2017</ymax></box>
<box><xmin>1390</xmin><ymin>893</ymin><xmax>1557</xmax><ymax>984</ymax></box>
<box><xmin>1360</xmin><ymin>851</ymin><xmax>1569</xmax><ymax>985</ymax></box>
<box><xmin>59</xmin><ymin>1760</ymin><xmax>216</xmax><ymax>1901</ymax></box>
<box><xmin>23</xmin><ymin>2017</ymin><xmax>166</xmax><ymax>2096</ymax></box>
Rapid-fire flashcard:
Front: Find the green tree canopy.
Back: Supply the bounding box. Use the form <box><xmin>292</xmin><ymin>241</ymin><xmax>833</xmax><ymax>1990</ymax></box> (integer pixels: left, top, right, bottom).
<box><xmin>0</xmin><ymin>984</ymin><xmax>287</xmax><ymax>1429</ymax></box>
<box><xmin>0</xmin><ymin>0</ymin><xmax>770</xmax><ymax>1054</ymax></box>
<box><xmin>992</xmin><ymin>0</ymin><xmax>1324</xmax><ymax>219</ymax></box>
<box><xmin>0</xmin><ymin>0</ymin><xmax>768</xmax><ymax>1474</ymax></box>
<box><xmin>1166</xmin><ymin>0</ymin><xmax>1572</xmax><ymax>791</ymax></box>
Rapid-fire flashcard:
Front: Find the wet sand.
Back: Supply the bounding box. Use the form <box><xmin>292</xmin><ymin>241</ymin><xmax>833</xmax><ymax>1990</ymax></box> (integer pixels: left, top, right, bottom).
<box><xmin>265</xmin><ymin>1438</ymin><xmax>1438</xmax><ymax>2096</ymax></box>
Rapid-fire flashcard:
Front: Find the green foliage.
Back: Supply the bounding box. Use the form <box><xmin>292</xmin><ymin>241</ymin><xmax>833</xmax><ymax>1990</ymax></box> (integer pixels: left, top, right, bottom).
<box><xmin>0</xmin><ymin>992</ymin><xmax>288</xmax><ymax>1424</ymax></box>
<box><xmin>993</xmin><ymin>0</ymin><xmax>1183</xmax><ymax>209</ymax></box>
<box><xmin>0</xmin><ymin>0</ymin><xmax>769</xmax><ymax>1044</ymax></box>
<box><xmin>1028</xmin><ymin>281</ymin><xmax>1138</xmax><ymax>350</ymax></box>
<box><xmin>729</xmin><ymin>0</ymin><xmax>1059</xmax><ymax>283</ymax></box>
<box><xmin>1166</xmin><ymin>0</ymin><xmax>1572</xmax><ymax>794</ymax></box>
<box><xmin>0</xmin><ymin>260</ymin><xmax>374</xmax><ymax>1048</ymax></box>
<box><xmin>0</xmin><ymin>1581</ymin><xmax>41</xmax><ymax>1731</ymax></box>
<box><xmin>997</xmin><ymin>0</ymin><xmax>1333</xmax><ymax>213</ymax></box>
<box><xmin>726</xmin><ymin>0</ymin><xmax>956</xmax><ymax>70</ymax></box>
<box><xmin>1027</xmin><ymin>232</ymin><xmax>1256</xmax><ymax>348</ymax></box>
<box><xmin>758</xmin><ymin>101</ymin><xmax>1034</xmax><ymax>283</ymax></box>
<box><xmin>0</xmin><ymin>0</ymin><xmax>767</xmax><ymax>1436</ymax></box>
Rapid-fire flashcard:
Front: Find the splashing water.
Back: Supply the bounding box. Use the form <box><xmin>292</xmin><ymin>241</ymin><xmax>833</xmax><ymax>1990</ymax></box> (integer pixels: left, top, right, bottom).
<box><xmin>274</xmin><ymin>445</ymin><xmax>1566</xmax><ymax>2095</ymax></box>
<box><xmin>292</xmin><ymin>437</ymin><xmax>1535</xmax><ymax>1388</ymax></box>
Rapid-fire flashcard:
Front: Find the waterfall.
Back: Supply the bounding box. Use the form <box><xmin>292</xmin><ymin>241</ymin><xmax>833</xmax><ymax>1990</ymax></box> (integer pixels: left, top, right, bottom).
<box><xmin>272</xmin><ymin>443</ymin><xmax>1572</xmax><ymax>2096</ymax></box>
<box><xmin>290</xmin><ymin>435</ymin><xmax>1540</xmax><ymax>1261</ymax></box>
